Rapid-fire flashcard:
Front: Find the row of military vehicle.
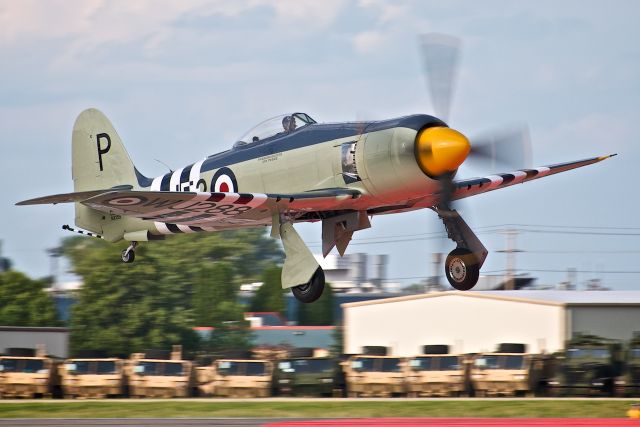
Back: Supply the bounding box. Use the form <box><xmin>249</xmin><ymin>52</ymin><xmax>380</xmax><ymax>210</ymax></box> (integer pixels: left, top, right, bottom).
<box><xmin>1</xmin><ymin>338</ymin><xmax>639</xmax><ymax>398</ymax></box>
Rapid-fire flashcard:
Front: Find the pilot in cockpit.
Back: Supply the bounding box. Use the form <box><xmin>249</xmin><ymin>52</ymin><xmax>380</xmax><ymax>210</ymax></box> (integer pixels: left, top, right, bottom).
<box><xmin>282</xmin><ymin>115</ymin><xmax>297</xmax><ymax>132</ymax></box>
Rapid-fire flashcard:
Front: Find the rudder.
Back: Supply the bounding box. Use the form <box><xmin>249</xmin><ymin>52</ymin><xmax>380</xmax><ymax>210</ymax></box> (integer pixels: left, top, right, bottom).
<box><xmin>72</xmin><ymin>108</ymin><xmax>138</xmax><ymax>192</ymax></box>
<box><xmin>72</xmin><ymin>109</ymin><xmax>141</xmax><ymax>239</ymax></box>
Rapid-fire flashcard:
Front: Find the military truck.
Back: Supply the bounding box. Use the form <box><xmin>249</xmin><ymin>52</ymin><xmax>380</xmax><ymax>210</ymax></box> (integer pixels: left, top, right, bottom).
<box><xmin>60</xmin><ymin>354</ymin><xmax>126</xmax><ymax>398</ymax></box>
<box><xmin>343</xmin><ymin>347</ymin><xmax>406</xmax><ymax>397</ymax></box>
<box><xmin>547</xmin><ymin>335</ymin><xmax>621</xmax><ymax>396</ymax></box>
<box><xmin>276</xmin><ymin>357</ymin><xmax>340</xmax><ymax>397</ymax></box>
<box><xmin>0</xmin><ymin>346</ymin><xmax>60</xmax><ymax>398</ymax></box>
<box><xmin>205</xmin><ymin>359</ymin><xmax>274</xmax><ymax>398</ymax></box>
<box><xmin>127</xmin><ymin>346</ymin><xmax>194</xmax><ymax>398</ymax></box>
<box><xmin>615</xmin><ymin>335</ymin><xmax>640</xmax><ymax>397</ymax></box>
<box><xmin>471</xmin><ymin>343</ymin><xmax>545</xmax><ymax>397</ymax></box>
<box><xmin>405</xmin><ymin>345</ymin><xmax>467</xmax><ymax>397</ymax></box>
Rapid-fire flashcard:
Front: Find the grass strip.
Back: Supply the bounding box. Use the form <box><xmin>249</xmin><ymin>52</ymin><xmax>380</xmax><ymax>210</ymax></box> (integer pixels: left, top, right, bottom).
<box><xmin>0</xmin><ymin>400</ymin><xmax>636</xmax><ymax>419</ymax></box>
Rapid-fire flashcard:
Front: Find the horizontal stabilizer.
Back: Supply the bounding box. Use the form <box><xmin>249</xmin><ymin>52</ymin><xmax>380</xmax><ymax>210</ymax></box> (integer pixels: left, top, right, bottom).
<box><xmin>15</xmin><ymin>187</ymin><xmax>131</xmax><ymax>206</ymax></box>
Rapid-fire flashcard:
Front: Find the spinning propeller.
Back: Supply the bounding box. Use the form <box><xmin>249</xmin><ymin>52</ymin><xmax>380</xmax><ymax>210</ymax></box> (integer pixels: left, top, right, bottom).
<box><xmin>418</xmin><ymin>33</ymin><xmax>532</xmax><ymax>211</ymax></box>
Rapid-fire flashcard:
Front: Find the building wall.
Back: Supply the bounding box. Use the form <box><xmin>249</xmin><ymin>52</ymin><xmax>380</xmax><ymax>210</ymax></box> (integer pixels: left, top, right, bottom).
<box><xmin>344</xmin><ymin>294</ymin><xmax>566</xmax><ymax>356</ymax></box>
<box><xmin>569</xmin><ymin>306</ymin><xmax>640</xmax><ymax>342</ymax></box>
<box><xmin>0</xmin><ymin>327</ymin><xmax>69</xmax><ymax>358</ymax></box>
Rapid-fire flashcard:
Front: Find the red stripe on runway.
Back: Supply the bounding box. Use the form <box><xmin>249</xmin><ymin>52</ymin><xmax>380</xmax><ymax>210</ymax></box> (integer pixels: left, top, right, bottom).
<box><xmin>265</xmin><ymin>419</ymin><xmax>636</xmax><ymax>427</ymax></box>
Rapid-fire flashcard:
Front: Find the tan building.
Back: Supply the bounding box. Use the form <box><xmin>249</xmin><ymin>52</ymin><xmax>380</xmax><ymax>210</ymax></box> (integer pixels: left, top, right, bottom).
<box><xmin>342</xmin><ymin>291</ymin><xmax>640</xmax><ymax>356</ymax></box>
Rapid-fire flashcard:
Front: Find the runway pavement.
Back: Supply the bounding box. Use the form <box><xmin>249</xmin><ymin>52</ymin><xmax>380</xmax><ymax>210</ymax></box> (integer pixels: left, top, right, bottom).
<box><xmin>0</xmin><ymin>419</ymin><xmax>284</xmax><ymax>426</ymax></box>
<box><xmin>0</xmin><ymin>419</ymin><xmax>637</xmax><ymax>427</ymax></box>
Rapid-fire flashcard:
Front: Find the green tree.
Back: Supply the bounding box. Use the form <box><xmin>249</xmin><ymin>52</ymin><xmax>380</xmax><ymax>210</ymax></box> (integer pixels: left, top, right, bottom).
<box><xmin>61</xmin><ymin>229</ymin><xmax>281</xmax><ymax>357</ymax></box>
<box><xmin>193</xmin><ymin>262</ymin><xmax>235</xmax><ymax>326</ymax></box>
<box><xmin>203</xmin><ymin>301</ymin><xmax>254</xmax><ymax>354</ymax></box>
<box><xmin>0</xmin><ymin>270</ymin><xmax>60</xmax><ymax>326</ymax></box>
<box><xmin>250</xmin><ymin>265</ymin><xmax>286</xmax><ymax>315</ymax></box>
<box><xmin>330</xmin><ymin>324</ymin><xmax>344</xmax><ymax>357</ymax></box>
<box><xmin>297</xmin><ymin>282</ymin><xmax>334</xmax><ymax>325</ymax></box>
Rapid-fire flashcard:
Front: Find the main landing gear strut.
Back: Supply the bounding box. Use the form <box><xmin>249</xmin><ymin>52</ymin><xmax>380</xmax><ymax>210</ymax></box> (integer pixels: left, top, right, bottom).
<box><xmin>276</xmin><ymin>218</ymin><xmax>326</xmax><ymax>304</ymax></box>
<box><xmin>434</xmin><ymin>207</ymin><xmax>488</xmax><ymax>291</ymax></box>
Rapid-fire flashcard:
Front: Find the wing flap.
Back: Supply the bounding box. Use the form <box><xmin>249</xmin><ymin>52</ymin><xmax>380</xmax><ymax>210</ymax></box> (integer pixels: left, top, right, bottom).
<box><xmin>452</xmin><ymin>154</ymin><xmax>616</xmax><ymax>202</ymax></box>
<box><xmin>80</xmin><ymin>188</ymin><xmax>361</xmax><ymax>227</ymax></box>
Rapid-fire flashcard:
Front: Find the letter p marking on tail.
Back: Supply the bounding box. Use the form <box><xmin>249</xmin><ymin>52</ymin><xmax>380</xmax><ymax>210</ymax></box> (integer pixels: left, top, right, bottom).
<box><xmin>96</xmin><ymin>133</ymin><xmax>111</xmax><ymax>171</ymax></box>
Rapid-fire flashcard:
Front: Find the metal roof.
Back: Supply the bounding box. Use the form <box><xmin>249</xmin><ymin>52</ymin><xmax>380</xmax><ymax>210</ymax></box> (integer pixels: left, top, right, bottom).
<box><xmin>479</xmin><ymin>290</ymin><xmax>640</xmax><ymax>305</ymax></box>
<box><xmin>341</xmin><ymin>290</ymin><xmax>640</xmax><ymax>308</ymax></box>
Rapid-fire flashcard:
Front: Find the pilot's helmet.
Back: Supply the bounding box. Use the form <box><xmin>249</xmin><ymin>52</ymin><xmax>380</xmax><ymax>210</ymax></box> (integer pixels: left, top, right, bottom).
<box><xmin>282</xmin><ymin>115</ymin><xmax>291</xmax><ymax>131</ymax></box>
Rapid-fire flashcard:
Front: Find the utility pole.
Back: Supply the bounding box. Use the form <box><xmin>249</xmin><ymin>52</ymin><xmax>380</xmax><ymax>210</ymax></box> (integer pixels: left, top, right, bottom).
<box><xmin>426</xmin><ymin>252</ymin><xmax>442</xmax><ymax>292</ymax></box>
<box><xmin>47</xmin><ymin>246</ymin><xmax>63</xmax><ymax>287</ymax></box>
<box><xmin>496</xmin><ymin>229</ymin><xmax>522</xmax><ymax>290</ymax></box>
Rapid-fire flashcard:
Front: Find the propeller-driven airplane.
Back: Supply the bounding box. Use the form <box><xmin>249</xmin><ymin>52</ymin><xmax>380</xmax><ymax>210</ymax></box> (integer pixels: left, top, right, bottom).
<box><xmin>17</xmin><ymin>34</ymin><xmax>615</xmax><ymax>303</ymax></box>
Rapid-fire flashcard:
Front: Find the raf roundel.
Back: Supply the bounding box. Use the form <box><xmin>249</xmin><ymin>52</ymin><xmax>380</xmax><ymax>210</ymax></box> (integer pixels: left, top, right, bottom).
<box><xmin>212</xmin><ymin>167</ymin><xmax>238</xmax><ymax>193</ymax></box>
<box><xmin>105</xmin><ymin>196</ymin><xmax>147</xmax><ymax>206</ymax></box>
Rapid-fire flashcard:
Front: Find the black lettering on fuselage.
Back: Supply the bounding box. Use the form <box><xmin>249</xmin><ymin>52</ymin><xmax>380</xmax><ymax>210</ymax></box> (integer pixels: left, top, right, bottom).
<box><xmin>96</xmin><ymin>133</ymin><xmax>111</xmax><ymax>172</ymax></box>
<box><xmin>196</xmin><ymin>178</ymin><xmax>207</xmax><ymax>192</ymax></box>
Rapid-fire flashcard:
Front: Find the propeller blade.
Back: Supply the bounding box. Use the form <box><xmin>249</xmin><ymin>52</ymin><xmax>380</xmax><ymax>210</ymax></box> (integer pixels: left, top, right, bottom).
<box><xmin>419</xmin><ymin>33</ymin><xmax>462</xmax><ymax>124</ymax></box>
<box><xmin>469</xmin><ymin>124</ymin><xmax>533</xmax><ymax>170</ymax></box>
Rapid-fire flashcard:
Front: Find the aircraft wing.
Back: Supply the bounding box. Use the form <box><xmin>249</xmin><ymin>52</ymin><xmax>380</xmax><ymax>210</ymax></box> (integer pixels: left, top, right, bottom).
<box><xmin>452</xmin><ymin>154</ymin><xmax>616</xmax><ymax>202</ymax></box>
<box><xmin>18</xmin><ymin>188</ymin><xmax>361</xmax><ymax>227</ymax></box>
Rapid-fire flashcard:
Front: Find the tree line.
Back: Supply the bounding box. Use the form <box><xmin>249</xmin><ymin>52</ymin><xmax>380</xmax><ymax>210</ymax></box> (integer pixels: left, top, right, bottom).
<box><xmin>0</xmin><ymin>229</ymin><xmax>335</xmax><ymax>357</ymax></box>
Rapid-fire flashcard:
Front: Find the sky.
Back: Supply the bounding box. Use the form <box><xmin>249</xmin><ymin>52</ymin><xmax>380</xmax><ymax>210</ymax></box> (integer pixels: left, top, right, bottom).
<box><xmin>1</xmin><ymin>0</ymin><xmax>638</xmax><ymax>290</ymax></box>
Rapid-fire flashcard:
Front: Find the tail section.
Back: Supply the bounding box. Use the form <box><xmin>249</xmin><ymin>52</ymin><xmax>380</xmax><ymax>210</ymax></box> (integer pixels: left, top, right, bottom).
<box><xmin>72</xmin><ymin>108</ymin><xmax>139</xmax><ymax>192</ymax></box>
<box><xmin>72</xmin><ymin>109</ymin><xmax>146</xmax><ymax>240</ymax></box>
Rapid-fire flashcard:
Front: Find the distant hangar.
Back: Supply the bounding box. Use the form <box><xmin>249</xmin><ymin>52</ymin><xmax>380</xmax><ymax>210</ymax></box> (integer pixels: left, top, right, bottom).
<box><xmin>342</xmin><ymin>291</ymin><xmax>640</xmax><ymax>356</ymax></box>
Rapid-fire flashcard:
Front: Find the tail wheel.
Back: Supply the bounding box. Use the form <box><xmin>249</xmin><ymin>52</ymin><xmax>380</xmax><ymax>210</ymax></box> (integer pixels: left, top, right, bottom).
<box><xmin>292</xmin><ymin>267</ymin><xmax>325</xmax><ymax>303</ymax></box>
<box><xmin>445</xmin><ymin>247</ymin><xmax>479</xmax><ymax>290</ymax></box>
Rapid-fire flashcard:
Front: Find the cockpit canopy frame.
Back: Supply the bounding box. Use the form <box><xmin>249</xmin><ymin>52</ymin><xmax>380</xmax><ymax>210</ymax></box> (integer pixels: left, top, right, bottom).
<box><xmin>234</xmin><ymin>112</ymin><xmax>316</xmax><ymax>149</ymax></box>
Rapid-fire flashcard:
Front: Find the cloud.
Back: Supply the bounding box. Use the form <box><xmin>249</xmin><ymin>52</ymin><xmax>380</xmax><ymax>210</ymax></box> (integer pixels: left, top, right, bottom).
<box><xmin>352</xmin><ymin>30</ymin><xmax>386</xmax><ymax>54</ymax></box>
<box><xmin>258</xmin><ymin>0</ymin><xmax>347</xmax><ymax>31</ymax></box>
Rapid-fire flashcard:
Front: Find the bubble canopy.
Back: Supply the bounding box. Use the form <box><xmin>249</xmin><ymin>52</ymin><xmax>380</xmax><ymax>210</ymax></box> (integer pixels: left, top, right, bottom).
<box><xmin>234</xmin><ymin>112</ymin><xmax>316</xmax><ymax>149</ymax></box>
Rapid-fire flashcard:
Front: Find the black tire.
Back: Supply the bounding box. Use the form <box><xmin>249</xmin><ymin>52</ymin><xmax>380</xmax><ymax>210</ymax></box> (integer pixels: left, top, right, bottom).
<box><xmin>291</xmin><ymin>267</ymin><xmax>325</xmax><ymax>303</ymax></box>
<box><xmin>422</xmin><ymin>345</ymin><xmax>450</xmax><ymax>355</ymax></box>
<box><xmin>362</xmin><ymin>346</ymin><xmax>388</xmax><ymax>356</ymax></box>
<box><xmin>288</xmin><ymin>347</ymin><xmax>315</xmax><ymax>358</ymax></box>
<box><xmin>445</xmin><ymin>248</ymin><xmax>480</xmax><ymax>291</ymax></box>
<box><xmin>121</xmin><ymin>249</ymin><xmax>135</xmax><ymax>263</ymax></box>
<box><xmin>497</xmin><ymin>343</ymin><xmax>527</xmax><ymax>353</ymax></box>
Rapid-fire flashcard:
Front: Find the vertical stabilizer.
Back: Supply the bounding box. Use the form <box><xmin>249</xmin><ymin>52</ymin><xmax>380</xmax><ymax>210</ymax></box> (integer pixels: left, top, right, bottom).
<box><xmin>72</xmin><ymin>108</ymin><xmax>138</xmax><ymax>192</ymax></box>
<box><xmin>72</xmin><ymin>109</ymin><xmax>142</xmax><ymax>239</ymax></box>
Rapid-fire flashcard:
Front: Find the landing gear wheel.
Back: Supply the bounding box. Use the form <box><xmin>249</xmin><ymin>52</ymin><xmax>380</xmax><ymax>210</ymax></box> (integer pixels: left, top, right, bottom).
<box><xmin>121</xmin><ymin>249</ymin><xmax>135</xmax><ymax>263</ymax></box>
<box><xmin>291</xmin><ymin>267</ymin><xmax>325</xmax><ymax>303</ymax></box>
<box><xmin>445</xmin><ymin>247</ymin><xmax>479</xmax><ymax>291</ymax></box>
<box><xmin>121</xmin><ymin>241</ymin><xmax>138</xmax><ymax>263</ymax></box>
